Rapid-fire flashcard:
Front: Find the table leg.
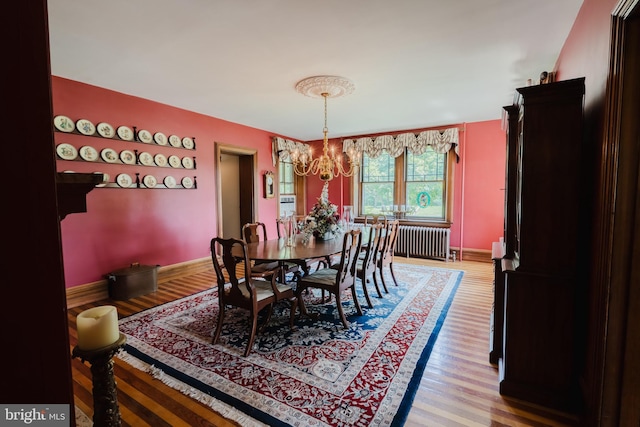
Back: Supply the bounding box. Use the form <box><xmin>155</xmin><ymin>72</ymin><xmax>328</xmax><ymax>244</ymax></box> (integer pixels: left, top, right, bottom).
<box><xmin>294</xmin><ymin>285</ymin><xmax>319</xmax><ymax>322</ymax></box>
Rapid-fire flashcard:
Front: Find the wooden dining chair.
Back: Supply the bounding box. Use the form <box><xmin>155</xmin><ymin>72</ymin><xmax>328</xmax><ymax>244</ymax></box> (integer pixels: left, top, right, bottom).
<box><xmin>359</xmin><ymin>215</ymin><xmax>387</xmax><ymax>257</ymax></box>
<box><xmin>296</xmin><ymin>229</ymin><xmax>363</xmax><ymax>329</ymax></box>
<box><xmin>355</xmin><ymin>223</ymin><xmax>385</xmax><ymax>308</ymax></box>
<box><xmin>374</xmin><ymin>219</ymin><xmax>400</xmax><ymax>293</ymax></box>
<box><xmin>210</xmin><ymin>237</ymin><xmax>297</xmax><ymax>357</ymax></box>
<box><xmin>242</xmin><ymin>222</ymin><xmax>299</xmax><ymax>281</ymax></box>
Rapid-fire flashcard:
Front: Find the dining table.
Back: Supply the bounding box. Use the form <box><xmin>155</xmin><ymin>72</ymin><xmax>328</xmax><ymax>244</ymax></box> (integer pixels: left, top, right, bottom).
<box><xmin>234</xmin><ymin>227</ymin><xmax>372</xmax><ymax>266</ymax></box>
<box><xmin>236</xmin><ymin>234</ymin><xmax>344</xmax><ymax>264</ymax></box>
<box><xmin>233</xmin><ymin>229</ymin><xmax>370</xmax><ymax>320</ymax></box>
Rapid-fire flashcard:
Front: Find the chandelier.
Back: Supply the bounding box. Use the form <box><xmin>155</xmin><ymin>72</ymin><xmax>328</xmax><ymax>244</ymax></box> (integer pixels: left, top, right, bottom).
<box><xmin>291</xmin><ymin>76</ymin><xmax>360</xmax><ymax>181</ymax></box>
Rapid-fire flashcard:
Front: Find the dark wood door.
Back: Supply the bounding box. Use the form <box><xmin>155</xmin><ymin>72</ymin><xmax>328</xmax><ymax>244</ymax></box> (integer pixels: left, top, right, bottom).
<box><xmin>2</xmin><ymin>0</ymin><xmax>75</xmax><ymax>412</ymax></box>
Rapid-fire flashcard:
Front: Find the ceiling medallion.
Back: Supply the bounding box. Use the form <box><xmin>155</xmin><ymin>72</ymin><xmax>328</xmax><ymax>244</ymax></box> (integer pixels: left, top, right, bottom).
<box><xmin>290</xmin><ymin>75</ymin><xmax>360</xmax><ymax>182</ymax></box>
<box><xmin>295</xmin><ymin>75</ymin><xmax>355</xmax><ymax>99</ymax></box>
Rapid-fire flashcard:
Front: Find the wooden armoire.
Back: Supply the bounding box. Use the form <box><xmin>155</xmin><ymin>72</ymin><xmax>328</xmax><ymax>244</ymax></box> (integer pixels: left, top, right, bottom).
<box><xmin>493</xmin><ymin>77</ymin><xmax>588</xmax><ymax>412</ymax></box>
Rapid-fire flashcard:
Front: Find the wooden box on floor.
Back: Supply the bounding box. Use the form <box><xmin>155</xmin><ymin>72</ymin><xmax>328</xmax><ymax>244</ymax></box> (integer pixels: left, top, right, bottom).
<box><xmin>107</xmin><ymin>264</ymin><xmax>159</xmax><ymax>300</ymax></box>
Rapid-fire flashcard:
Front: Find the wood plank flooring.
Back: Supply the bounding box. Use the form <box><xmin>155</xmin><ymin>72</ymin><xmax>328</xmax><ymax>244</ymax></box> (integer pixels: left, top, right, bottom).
<box><xmin>68</xmin><ymin>258</ymin><xmax>579</xmax><ymax>426</ymax></box>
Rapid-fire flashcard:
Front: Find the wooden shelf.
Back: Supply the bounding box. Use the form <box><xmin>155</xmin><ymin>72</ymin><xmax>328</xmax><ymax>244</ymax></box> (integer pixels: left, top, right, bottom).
<box><xmin>56</xmin><ymin>172</ymin><xmax>104</xmax><ymax>219</ymax></box>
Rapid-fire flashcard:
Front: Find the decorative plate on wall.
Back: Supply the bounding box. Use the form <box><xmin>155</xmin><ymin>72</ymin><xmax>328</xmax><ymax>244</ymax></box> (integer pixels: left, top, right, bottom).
<box><xmin>76</xmin><ymin>119</ymin><xmax>96</xmax><ymax>136</ymax></box>
<box><xmin>54</xmin><ymin>115</ymin><xmax>75</xmax><ymax>133</ymax></box>
<box><xmin>168</xmin><ymin>155</ymin><xmax>181</xmax><ymax>168</ymax></box>
<box><xmin>169</xmin><ymin>135</ymin><xmax>182</xmax><ymax>148</ymax></box>
<box><xmin>100</xmin><ymin>148</ymin><xmax>119</xmax><ymax>163</ymax></box>
<box><xmin>56</xmin><ymin>143</ymin><xmax>78</xmax><ymax>160</ymax></box>
<box><xmin>181</xmin><ymin>156</ymin><xmax>194</xmax><ymax>169</ymax></box>
<box><xmin>143</xmin><ymin>175</ymin><xmax>157</xmax><ymax>188</ymax></box>
<box><xmin>139</xmin><ymin>152</ymin><xmax>154</xmax><ymax>166</ymax></box>
<box><xmin>97</xmin><ymin>122</ymin><xmax>115</xmax><ymax>138</ymax></box>
<box><xmin>154</xmin><ymin>153</ymin><xmax>167</xmax><ymax>167</ymax></box>
<box><xmin>181</xmin><ymin>137</ymin><xmax>194</xmax><ymax>149</ymax></box>
<box><xmin>138</xmin><ymin>129</ymin><xmax>153</xmax><ymax>143</ymax></box>
<box><xmin>181</xmin><ymin>176</ymin><xmax>194</xmax><ymax>189</ymax></box>
<box><xmin>117</xmin><ymin>126</ymin><xmax>134</xmax><ymax>141</ymax></box>
<box><xmin>79</xmin><ymin>146</ymin><xmax>99</xmax><ymax>162</ymax></box>
<box><xmin>153</xmin><ymin>132</ymin><xmax>167</xmax><ymax>146</ymax></box>
<box><xmin>120</xmin><ymin>149</ymin><xmax>136</xmax><ymax>165</ymax></box>
<box><xmin>116</xmin><ymin>173</ymin><xmax>133</xmax><ymax>188</ymax></box>
<box><xmin>163</xmin><ymin>175</ymin><xmax>176</xmax><ymax>188</ymax></box>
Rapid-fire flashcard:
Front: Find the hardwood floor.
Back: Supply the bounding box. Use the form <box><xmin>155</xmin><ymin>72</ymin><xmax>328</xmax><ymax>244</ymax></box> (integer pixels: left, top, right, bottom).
<box><xmin>68</xmin><ymin>258</ymin><xmax>579</xmax><ymax>426</ymax></box>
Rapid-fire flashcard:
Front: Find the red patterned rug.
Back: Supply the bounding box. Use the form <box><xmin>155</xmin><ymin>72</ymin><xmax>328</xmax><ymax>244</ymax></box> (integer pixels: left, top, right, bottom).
<box><xmin>118</xmin><ymin>263</ymin><xmax>462</xmax><ymax>427</ymax></box>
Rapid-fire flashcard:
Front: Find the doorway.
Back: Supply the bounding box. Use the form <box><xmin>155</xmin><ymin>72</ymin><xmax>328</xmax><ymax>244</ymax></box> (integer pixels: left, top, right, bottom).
<box><xmin>215</xmin><ymin>143</ymin><xmax>258</xmax><ymax>239</ymax></box>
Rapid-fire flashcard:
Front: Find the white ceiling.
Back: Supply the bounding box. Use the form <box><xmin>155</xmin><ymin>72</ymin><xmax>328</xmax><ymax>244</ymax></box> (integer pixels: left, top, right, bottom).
<box><xmin>47</xmin><ymin>0</ymin><xmax>583</xmax><ymax>141</ymax></box>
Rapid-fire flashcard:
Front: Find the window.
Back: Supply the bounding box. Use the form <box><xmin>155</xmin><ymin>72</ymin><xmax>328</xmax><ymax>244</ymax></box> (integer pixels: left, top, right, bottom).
<box><xmin>358</xmin><ymin>147</ymin><xmax>453</xmax><ymax>224</ymax></box>
<box><xmin>279</xmin><ymin>160</ymin><xmax>295</xmax><ymax>195</ymax></box>
<box><xmin>405</xmin><ymin>149</ymin><xmax>446</xmax><ymax>219</ymax></box>
<box><xmin>361</xmin><ymin>152</ymin><xmax>394</xmax><ymax>215</ymax></box>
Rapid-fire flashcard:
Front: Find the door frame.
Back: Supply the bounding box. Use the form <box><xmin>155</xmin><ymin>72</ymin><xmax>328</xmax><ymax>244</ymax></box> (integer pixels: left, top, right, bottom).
<box><xmin>589</xmin><ymin>1</ymin><xmax>640</xmax><ymax>424</ymax></box>
<box><xmin>215</xmin><ymin>142</ymin><xmax>258</xmax><ymax>238</ymax></box>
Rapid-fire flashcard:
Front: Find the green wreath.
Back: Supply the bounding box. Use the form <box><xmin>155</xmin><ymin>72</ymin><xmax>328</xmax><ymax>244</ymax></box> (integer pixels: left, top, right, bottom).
<box><xmin>417</xmin><ymin>192</ymin><xmax>430</xmax><ymax>207</ymax></box>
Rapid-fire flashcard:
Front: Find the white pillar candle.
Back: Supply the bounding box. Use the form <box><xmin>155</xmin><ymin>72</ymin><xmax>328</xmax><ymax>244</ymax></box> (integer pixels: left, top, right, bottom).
<box><xmin>76</xmin><ymin>305</ymin><xmax>120</xmax><ymax>350</ymax></box>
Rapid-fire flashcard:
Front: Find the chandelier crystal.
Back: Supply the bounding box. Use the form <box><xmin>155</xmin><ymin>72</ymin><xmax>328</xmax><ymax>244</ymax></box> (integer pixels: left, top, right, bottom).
<box><xmin>291</xmin><ymin>76</ymin><xmax>360</xmax><ymax>181</ymax></box>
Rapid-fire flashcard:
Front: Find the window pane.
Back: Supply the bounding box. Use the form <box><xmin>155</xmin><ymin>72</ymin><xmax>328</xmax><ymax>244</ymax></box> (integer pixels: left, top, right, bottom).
<box><xmin>361</xmin><ymin>153</ymin><xmax>394</xmax><ymax>214</ymax></box>
<box><xmin>406</xmin><ymin>149</ymin><xmax>446</xmax><ymax>219</ymax></box>
<box><xmin>362</xmin><ymin>183</ymin><xmax>394</xmax><ymax>215</ymax></box>
<box><xmin>362</xmin><ymin>153</ymin><xmax>394</xmax><ymax>182</ymax></box>
<box><xmin>406</xmin><ymin>182</ymin><xmax>445</xmax><ymax>218</ymax></box>
<box><xmin>406</xmin><ymin>150</ymin><xmax>445</xmax><ymax>181</ymax></box>
<box><xmin>279</xmin><ymin>161</ymin><xmax>295</xmax><ymax>195</ymax></box>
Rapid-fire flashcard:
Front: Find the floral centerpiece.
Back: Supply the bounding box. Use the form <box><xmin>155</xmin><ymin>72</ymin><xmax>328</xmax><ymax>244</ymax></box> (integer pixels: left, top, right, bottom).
<box><xmin>300</xmin><ymin>183</ymin><xmax>342</xmax><ymax>241</ymax></box>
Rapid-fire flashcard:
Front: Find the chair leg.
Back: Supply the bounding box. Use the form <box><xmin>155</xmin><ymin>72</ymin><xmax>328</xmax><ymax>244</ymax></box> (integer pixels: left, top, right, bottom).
<box><xmin>378</xmin><ymin>264</ymin><xmax>390</xmax><ymax>293</ymax></box>
<box><xmin>350</xmin><ymin>285</ymin><xmax>364</xmax><ymax>316</ymax></box>
<box><xmin>289</xmin><ymin>297</ymin><xmax>298</xmax><ymax>329</ymax></box>
<box><xmin>212</xmin><ymin>303</ymin><xmax>225</xmax><ymax>344</ymax></box>
<box><xmin>245</xmin><ymin>310</ymin><xmax>260</xmax><ymax>357</ymax></box>
<box><xmin>321</xmin><ymin>289</ymin><xmax>331</xmax><ymax>303</ymax></box>
<box><xmin>389</xmin><ymin>261</ymin><xmax>399</xmax><ymax>286</ymax></box>
<box><xmin>258</xmin><ymin>304</ymin><xmax>273</xmax><ymax>333</ymax></box>
<box><xmin>372</xmin><ymin>271</ymin><xmax>384</xmax><ymax>298</ymax></box>
<box><xmin>361</xmin><ymin>276</ymin><xmax>374</xmax><ymax>308</ymax></box>
<box><xmin>334</xmin><ymin>292</ymin><xmax>349</xmax><ymax>329</ymax></box>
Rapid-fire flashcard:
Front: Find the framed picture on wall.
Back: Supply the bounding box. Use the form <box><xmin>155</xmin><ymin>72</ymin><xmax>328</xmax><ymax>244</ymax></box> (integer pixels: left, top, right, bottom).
<box><xmin>263</xmin><ymin>171</ymin><xmax>275</xmax><ymax>199</ymax></box>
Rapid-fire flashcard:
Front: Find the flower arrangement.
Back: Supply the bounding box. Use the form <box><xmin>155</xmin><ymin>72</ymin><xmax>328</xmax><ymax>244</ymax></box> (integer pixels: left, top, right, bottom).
<box><xmin>300</xmin><ymin>183</ymin><xmax>342</xmax><ymax>240</ymax></box>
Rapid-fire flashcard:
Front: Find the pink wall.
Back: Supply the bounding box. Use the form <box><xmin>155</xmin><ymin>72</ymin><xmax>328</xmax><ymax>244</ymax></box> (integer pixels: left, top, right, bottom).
<box><xmin>554</xmin><ymin>0</ymin><xmax>618</xmax><ymax>94</ymax></box>
<box><xmin>53</xmin><ymin>77</ymin><xmax>279</xmax><ymax>287</ymax></box>
<box><xmin>55</xmin><ymin>77</ymin><xmax>506</xmax><ymax>288</ymax></box>
<box><xmin>458</xmin><ymin>121</ymin><xmax>507</xmax><ymax>253</ymax></box>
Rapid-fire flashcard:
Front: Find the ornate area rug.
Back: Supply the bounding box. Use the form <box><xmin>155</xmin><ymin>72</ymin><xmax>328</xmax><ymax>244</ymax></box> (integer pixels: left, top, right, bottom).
<box><xmin>118</xmin><ymin>264</ymin><xmax>463</xmax><ymax>427</ymax></box>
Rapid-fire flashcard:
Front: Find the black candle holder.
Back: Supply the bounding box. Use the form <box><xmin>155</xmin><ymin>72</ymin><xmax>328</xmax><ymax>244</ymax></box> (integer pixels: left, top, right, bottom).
<box><xmin>72</xmin><ymin>333</ymin><xmax>127</xmax><ymax>427</ymax></box>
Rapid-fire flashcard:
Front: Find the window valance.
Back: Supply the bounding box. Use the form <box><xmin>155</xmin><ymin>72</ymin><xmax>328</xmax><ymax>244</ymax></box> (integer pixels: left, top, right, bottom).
<box><xmin>342</xmin><ymin>128</ymin><xmax>460</xmax><ymax>160</ymax></box>
<box><xmin>273</xmin><ymin>127</ymin><xmax>460</xmax><ymax>166</ymax></box>
<box><xmin>272</xmin><ymin>136</ymin><xmax>311</xmax><ymax>166</ymax></box>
